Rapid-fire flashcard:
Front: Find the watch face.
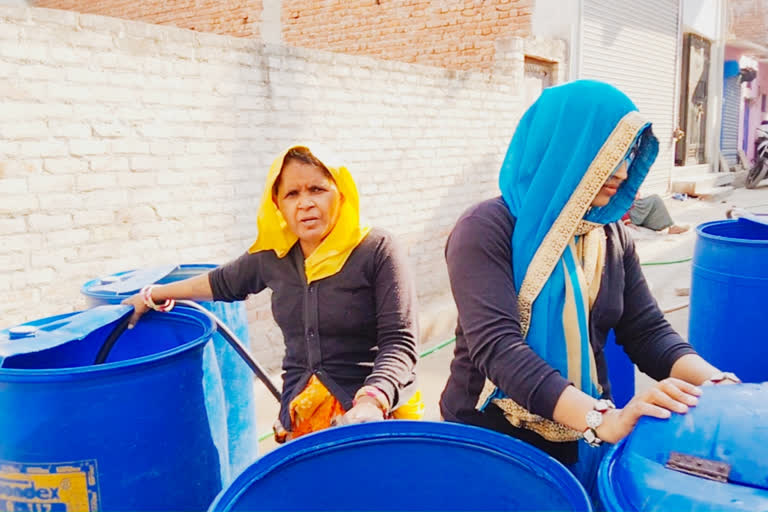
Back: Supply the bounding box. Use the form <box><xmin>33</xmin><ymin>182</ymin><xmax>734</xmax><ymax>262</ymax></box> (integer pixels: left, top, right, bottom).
<box><xmin>586</xmin><ymin>410</ymin><xmax>603</xmax><ymax>429</ymax></box>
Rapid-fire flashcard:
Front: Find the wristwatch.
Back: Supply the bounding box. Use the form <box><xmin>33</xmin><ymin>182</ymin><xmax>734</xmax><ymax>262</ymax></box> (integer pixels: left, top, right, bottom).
<box><xmin>704</xmin><ymin>372</ymin><xmax>741</xmax><ymax>385</ymax></box>
<box><xmin>583</xmin><ymin>399</ymin><xmax>616</xmax><ymax>447</ymax></box>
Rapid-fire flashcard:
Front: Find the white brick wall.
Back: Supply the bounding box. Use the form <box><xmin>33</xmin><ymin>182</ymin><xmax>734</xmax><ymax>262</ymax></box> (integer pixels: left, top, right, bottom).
<box><xmin>0</xmin><ymin>6</ymin><xmax>538</xmax><ymax>369</ymax></box>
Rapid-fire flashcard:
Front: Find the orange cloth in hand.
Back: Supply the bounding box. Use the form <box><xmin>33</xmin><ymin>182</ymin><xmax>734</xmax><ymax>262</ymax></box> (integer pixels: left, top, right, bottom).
<box><xmin>289</xmin><ymin>375</ymin><xmax>346</xmax><ymax>439</ymax></box>
<box><xmin>287</xmin><ymin>376</ymin><xmax>425</xmax><ymax>440</ymax></box>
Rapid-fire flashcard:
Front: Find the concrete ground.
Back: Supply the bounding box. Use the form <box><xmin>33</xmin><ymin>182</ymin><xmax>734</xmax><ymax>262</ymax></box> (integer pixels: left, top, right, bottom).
<box><xmin>250</xmin><ymin>185</ymin><xmax>768</xmax><ymax>454</ymax></box>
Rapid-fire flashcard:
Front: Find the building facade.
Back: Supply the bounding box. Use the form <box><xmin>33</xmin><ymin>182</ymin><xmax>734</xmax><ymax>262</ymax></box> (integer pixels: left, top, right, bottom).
<box><xmin>35</xmin><ymin>0</ymin><xmax>738</xmax><ymax>192</ymax></box>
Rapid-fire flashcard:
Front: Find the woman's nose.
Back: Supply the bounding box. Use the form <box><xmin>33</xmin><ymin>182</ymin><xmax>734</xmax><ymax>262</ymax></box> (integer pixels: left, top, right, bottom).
<box><xmin>614</xmin><ymin>160</ymin><xmax>629</xmax><ymax>181</ymax></box>
<box><xmin>297</xmin><ymin>195</ymin><xmax>314</xmax><ymax>209</ymax></box>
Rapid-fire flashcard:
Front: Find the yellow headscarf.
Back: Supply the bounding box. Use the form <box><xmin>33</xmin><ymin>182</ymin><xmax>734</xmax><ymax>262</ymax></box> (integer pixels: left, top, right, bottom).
<box><xmin>248</xmin><ymin>145</ymin><xmax>371</xmax><ymax>283</ymax></box>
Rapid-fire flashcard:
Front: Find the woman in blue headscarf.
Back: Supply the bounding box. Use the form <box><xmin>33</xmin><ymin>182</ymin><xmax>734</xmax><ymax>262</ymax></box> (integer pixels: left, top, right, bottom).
<box><xmin>439</xmin><ymin>80</ymin><xmax>737</xmax><ymax>496</ymax></box>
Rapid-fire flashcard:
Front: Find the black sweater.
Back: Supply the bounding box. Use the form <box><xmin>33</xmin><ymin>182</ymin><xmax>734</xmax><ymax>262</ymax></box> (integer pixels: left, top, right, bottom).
<box><xmin>210</xmin><ymin>228</ymin><xmax>418</xmax><ymax>429</ymax></box>
<box><xmin>439</xmin><ymin>197</ymin><xmax>696</xmax><ymax>463</ymax></box>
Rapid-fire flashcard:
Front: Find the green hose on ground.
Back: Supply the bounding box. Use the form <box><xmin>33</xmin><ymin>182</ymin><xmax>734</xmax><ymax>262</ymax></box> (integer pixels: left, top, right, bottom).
<box><xmin>419</xmin><ymin>336</ymin><xmax>457</xmax><ymax>358</ymax></box>
<box><xmin>640</xmin><ymin>257</ymin><xmax>693</xmax><ymax>266</ymax></box>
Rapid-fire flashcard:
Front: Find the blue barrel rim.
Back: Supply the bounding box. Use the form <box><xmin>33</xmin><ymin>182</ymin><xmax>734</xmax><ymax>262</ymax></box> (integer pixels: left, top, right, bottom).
<box><xmin>81</xmin><ymin>264</ymin><xmax>218</xmax><ymax>299</ymax></box>
<box><xmin>0</xmin><ymin>306</ymin><xmax>216</xmax><ymax>380</ymax></box>
<box><xmin>209</xmin><ymin>420</ymin><xmax>593</xmax><ymax>512</ymax></box>
<box><xmin>696</xmin><ymin>219</ymin><xmax>768</xmax><ymax>246</ymax></box>
<box><xmin>597</xmin><ymin>439</ymin><xmax>628</xmax><ymax>511</ymax></box>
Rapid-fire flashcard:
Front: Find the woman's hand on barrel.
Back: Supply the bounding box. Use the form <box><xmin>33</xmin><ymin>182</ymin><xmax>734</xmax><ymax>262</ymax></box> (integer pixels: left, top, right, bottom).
<box><xmin>337</xmin><ymin>396</ymin><xmax>385</xmax><ymax>425</ymax></box>
<box><xmin>121</xmin><ymin>293</ymin><xmax>150</xmax><ymax>329</ymax></box>
<box><xmin>597</xmin><ymin>378</ymin><xmax>701</xmax><ymax>444</ymax></box>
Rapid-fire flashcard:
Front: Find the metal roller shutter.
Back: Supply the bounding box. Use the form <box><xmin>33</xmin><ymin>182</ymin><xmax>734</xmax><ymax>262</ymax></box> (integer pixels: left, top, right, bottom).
<box><xmin>580</xmin><ymin>0</ymin><xmax>680</xmax><ymax>192</ymax></box>
<box><xmin>721</xmin><ymin>76</ymin><xmax>740</xmax><ymax>166</ymax></box>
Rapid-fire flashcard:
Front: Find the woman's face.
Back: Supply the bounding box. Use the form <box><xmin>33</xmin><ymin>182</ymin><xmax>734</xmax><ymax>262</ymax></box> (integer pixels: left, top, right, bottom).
<box><xmin>592</xmin><ymin>160</ymin><xmax>629</xmax><ymax>207</ymax></box>
<box><xmin>275</xmin><ymin>158</ymin><xmax>340</xmax><ymax>255</ymax></box>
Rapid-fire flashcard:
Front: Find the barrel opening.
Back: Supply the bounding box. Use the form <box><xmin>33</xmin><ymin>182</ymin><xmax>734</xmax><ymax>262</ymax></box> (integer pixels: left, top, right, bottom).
<box><xmin>2</xmin><ymin>313</ymin><xmax>208</xmax><ymax>370</ymax></box>
<box><xmin>700</xmin><ymin>219</ymin><xmax>768</xmax><ymax>241</ymax></box>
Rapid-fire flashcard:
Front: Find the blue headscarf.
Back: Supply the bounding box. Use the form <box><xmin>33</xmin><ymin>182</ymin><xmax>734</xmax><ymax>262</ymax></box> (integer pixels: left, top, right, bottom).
<box><xmin>487</xmin><ymin>80</ymin><xmax>659</xmax><ymax>406</ymax></box>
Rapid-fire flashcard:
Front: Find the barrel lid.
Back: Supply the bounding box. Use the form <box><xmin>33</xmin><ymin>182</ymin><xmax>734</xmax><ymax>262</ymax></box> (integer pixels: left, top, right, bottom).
<box><xmin>730</xmin><ymin>209</ymin><xmax>768</xmax><ymax>228</ymax></box>
<box><xmin>82</xmin><ymin>264</ymin><xmax>179</xmax><ymax>295</ymax></box>
<box><xmin>0</xmin><ymin>305</ymin><xmax>132</xmax><ymax>363</ymax></box>
<box><xmin>599</xmin><ymin>384</ymin><xmax>768</xmax><ymax>512</ymax></box>
<box><xmin>8</xmin><ymin>325</ymin><xmax>38</xmax><ymax>339</ymax></box>
<box><xmin>210</xmin><ymin>421</ymin><xmax>592</xmax><ymax>511</ymax></box>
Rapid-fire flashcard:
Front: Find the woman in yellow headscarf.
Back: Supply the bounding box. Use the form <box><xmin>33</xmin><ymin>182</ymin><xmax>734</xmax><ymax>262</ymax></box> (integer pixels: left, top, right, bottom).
<box><xmin>124</xmin><ymin>145</ymin><xmax>423</xmax><ymax>441</ymax></box>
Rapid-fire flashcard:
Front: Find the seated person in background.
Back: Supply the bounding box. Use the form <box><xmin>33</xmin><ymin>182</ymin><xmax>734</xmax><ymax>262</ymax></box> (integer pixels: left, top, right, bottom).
<box><xmin>623</xmin><ymin>193</ymin><xmax>689</xmax><ymax>234</ymax></box>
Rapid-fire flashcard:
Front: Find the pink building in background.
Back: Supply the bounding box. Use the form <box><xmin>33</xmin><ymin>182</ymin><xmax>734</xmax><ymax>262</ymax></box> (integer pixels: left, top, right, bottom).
<box><xmin>724</xmin><ymin>0</ymin><xmax>768</xmax><ymax>167</ymax></box>
<box><xmin>723</xmin><ymin>46</ymin><xmax>765</xmax><ymax>163</ymax></box>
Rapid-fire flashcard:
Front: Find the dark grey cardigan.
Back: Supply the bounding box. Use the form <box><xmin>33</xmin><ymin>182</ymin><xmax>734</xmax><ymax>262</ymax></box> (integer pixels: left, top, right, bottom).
<box><xmin>439</xmin><ymin>197</ymin><xmax>696</xmax><ymax>463</ymax></box>
<box><xmin>209</xmin><ymin>228</ymin><xmax>418</xmax><ymax>429</ymax></box>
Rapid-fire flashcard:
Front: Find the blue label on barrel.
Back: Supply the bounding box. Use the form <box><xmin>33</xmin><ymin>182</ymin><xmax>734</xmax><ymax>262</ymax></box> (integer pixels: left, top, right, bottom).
<box><xmin>0</xmin><ymin>460</ymin><xmax>99</xmax><ymax>512</ymax></box>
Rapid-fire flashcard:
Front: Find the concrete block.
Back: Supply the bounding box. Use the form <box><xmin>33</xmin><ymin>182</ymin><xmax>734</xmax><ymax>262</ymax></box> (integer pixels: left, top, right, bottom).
<box><xmin>46</xmin><ymin>229</ymin><xmax>90</xmax><ymax>248</ymax></box>
<box><xmin>118</xmin><ymin>172</ymin><xmax>157</xmax><ymax>187</ymax></box>
<box><xmin>0</xmin><ymin>121</ymin><xmax>47</xmax><ymax>140</ymax></box>
<box><xmin>3</xmin><ymin>233</ymin><xmax>42</xmax><ymax>251</ymax></box>
<box><xmin>0</xmin><ymin>216</ymin><xmax>25</xmax><ymax>234</ymax></box>
<box><xmin>0</xmin><ymin>252</ymin><xmax>26</xmax><ymax>272</ymax></box>
<box><xmin>111</xmin><ymin>139</ymin><xmax>150</xmax><ymax>155</ymax></box>
<box><xmin>17</xmin><ymin>64</ymin><xmax>61</xmax><ymax>81</ymax></box>
<box><xmin>11</xmin><ymin>266</ymin><xmax>55</xmax><ymax>287</ymax></box>
<box><xmin>28</xmin><ymin>213</ymin><xmax>72</xmax><ymax>232</ymax></box>
<box><xmin>77</xmin><ymin>173</ymin><xmax>118</xmax><ymax>191</ymax></box>
<box><xmin>28</xmin><ymin>175</ymin><xmax>75</xmax><ymax>193</ymax></box>
<box><xmin>91</xmin><ymin>122</ymin><xmax>130</xmax><ymax>138</ymax></box>
<box><xmin>116</xmin><ymin>204</ymin><xmax>157</xmax><ymax>224</ymax></box>
<box><xmin>0</xmin><ymin>178</ymin><xmax>27</xmax><ymax>195</ymax></box>
<box><xmin>47</xmin><ymin>122</ymin><xmax>92</xmax><ymax>138</ymax></box>
<box><xmin>32</xmin><ymin>7</ymin><xmax>78</xmax><ymax>27</ymax></box>
<box><xmin>91</xmin><ymin>86</ymin><xmax>135</xmax><ymax>104</ymax></box>
<box><xmin>0</xmin><ymin>7</ymin><xmax>30</xmax><ymax>23</ymax></box>
<box><xmin>0</xmin><ymin>41</ymin><xmax>47</xmax><ymax>61</ymax></box>
<box><xmin>30</xmin><ymin>247</ymin><xmax>77</xmax><ymax>268</ymax></box>
<box><xmin>77</xmin><ymin>13</ymin><xmax>125</xmax><ymax>34</ymax></box>
<box><xmin>0</xmin><ymin>194</ymin><xmax>38</xmax><ymax>214</ymax></box>
<box><xmin>50</xmin><ymin>47</ymin><xmax>84</xmax><ymax>65</ymax></box>
<box><xmin>69</xmin><ymin>139</ymin><xmax>111</xmax><ymax>156</ymax></box>
<box><xmin>66</xmin><ymin>31</ymin><xmax>114</xmax><ymax>50</ymax></box>
<box><xmin>90</xmin><ymin>156</ymin><xmax>130</xmax><ymax>172</ymax></box>
<box><xmin>73</xmin><ymin>210</ymin><xmax>115</xmax><ymax>227</ymax></box>
<box><xmin>80</xmin><ymin>189</ymin><xmax>129</xmax><ymax>209</ymax></box>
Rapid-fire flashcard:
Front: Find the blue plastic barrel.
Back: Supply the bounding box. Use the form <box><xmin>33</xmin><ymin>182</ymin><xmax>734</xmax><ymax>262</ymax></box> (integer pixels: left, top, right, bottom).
<box><xmin>689</xmin><ymin>219</ymin><xmax>768</xmax><ymax>383</ymax></box>
<box><xmin>209</xmin><ymin>421</ymin><xmax>592</xmax><ymax>511</ymax></box>
<box><xmin>599</xmin><ymin>383</ymin><xmax>768</xmax><ymax>511</ymax></box>
<box><xmin>81</xmin><ymin>264</ymin><xmax>258</xmax><ymax>477</ymax></box>
<box><xmin>604</xmin><ymin>330</ymin><xmax>635</xmax><ymax>408</ymax></box>
<box><xmin>0</xmin><ymin>305</ymin><xmax>228</xmax><ymax>511</ymax></box>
